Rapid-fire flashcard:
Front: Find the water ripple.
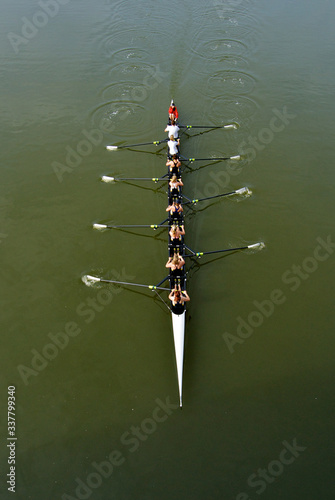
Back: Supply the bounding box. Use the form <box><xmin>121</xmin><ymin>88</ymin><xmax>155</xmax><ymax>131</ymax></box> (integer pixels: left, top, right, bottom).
<box><xmin>209</xmin><ymin>96</ymin><xmax>259</xmax><ymax>123</ymax></box>
<box><xmin>191</xmin><ymin>11</ymin><xmax>260</xmax><ymax>54</ymax></box>
<box><xmin>89</xmin><ymin>100</ymin><xmax>146</xmax><ymax>137</ymax></box>
<box><xmin>198</xmin><ymin>70</ymin><xmax>256</xmax><ymax>98</ymax></box>
<box><xmin>192</xmin><ymin>38</ymin><xmax>248</xmax><ymax>60</ymax></box>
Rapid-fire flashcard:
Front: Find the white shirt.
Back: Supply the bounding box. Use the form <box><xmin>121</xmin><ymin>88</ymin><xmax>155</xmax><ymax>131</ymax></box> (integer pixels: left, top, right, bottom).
<box><xmin>168</xmin><ymin>140</ymin><xmax>179</xmax><ymax>155</ymax></box>
<box><xmin>165</xmin><ymin>124</ymin><xmax>179</xmax><ymax>139</ymax></box>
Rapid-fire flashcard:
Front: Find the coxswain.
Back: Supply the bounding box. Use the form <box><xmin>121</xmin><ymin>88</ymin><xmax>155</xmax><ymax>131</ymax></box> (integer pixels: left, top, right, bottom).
<box><xmin>165</xmin><ymin>118</ymin><xmax>180</xmax><ymax>139</ymax></box>
<box><xmin>169</xmin><ymin>284</ymin><xmax>190</xmax><ymax>315</ymax></box>
<box><xmin>168</xmin><ymin>135</ymin><xmax>180</xmax><ymax>156</ymax></box>
<box><xmin>169</xmin><ymin>223</ymin><xmax>185</xmax><ymax>242</ymax></box>
<box><xmin>166</xmin><ymin>200</ymin><xmax>183</xmax><ymax>216</ymax></box>
<box><xmin>166</xmin><ymin>154</ymin><xmax>181</xmax><ymax>175</ymax></box>
<box><xmin>168</xmin><ymin>100</ymin><xmax>179</xmax><ymax>122</ymax></box>
<box><xmin>169</xmin><ymin>175</ymin><xmax>183</xmax><ymax>197</ymax></box>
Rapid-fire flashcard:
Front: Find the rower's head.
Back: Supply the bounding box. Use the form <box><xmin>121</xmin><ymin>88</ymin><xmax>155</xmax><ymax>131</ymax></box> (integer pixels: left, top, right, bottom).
<box><xmin>172</xmin><ymin>256</ymin><xmax>178</xmax><ymax>266</ymax></box>
<box><xmin>170</xmin><ymin>224</ymin><xmax>178</xmax><ymax>236</ymax></box>
<box><xmin>169</xmin><ymin>135</ymin><xmax>175</xmax><ymax>141</ymax></box>
<box><xmin>171</xmin><ymin>119</ymin><xmax>176</xmax><ymax>125</ymax></box>
<box><xmin>170</xmin><ymin>174</ymin><xmax>177</xmax><ymax>182</ymax></box>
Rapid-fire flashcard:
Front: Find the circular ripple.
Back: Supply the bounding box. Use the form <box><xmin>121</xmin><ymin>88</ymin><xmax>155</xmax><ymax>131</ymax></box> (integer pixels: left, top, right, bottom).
<box><xmin>90</xmin><ymin>100</ymin><xmax>146</xmax><ymax>138</ymax></box>
<box><xmin>99</xmin><ymin>80</ymin><xmax>157</xmax><ymax>102</ymax></box>
<box><xmin>209</xmin><ymin>96</ymin><xmax>259</xmax><ymax>124</ymax></box>
<box><xmin>206</xmin><ymin>70</ymin><xmax>256</xmax><ymax>97</ymax></box>
<box><xmin>191</xmin><ymin>10</ymin><xmax>260</xmax><ymax>55</ymax></box>
<box><xmin>108</xmin><ymin>62</ymin><xmax>164</xmax><ymax>87</ymax></box>
<box><xmin>192</xmin><ymin>55</ymin><xmax>249</xmax><ymax>80</ymax></box>
<box><xmin>109</xmin><ymin>47</ymin><xmax>150</xmax><ymax>64</ymax></box>
<box><xmin>102</xmin><ymin>27</ymin><xmax>167</xmax><ymax>59</ymax></box>
<box><xmin>192</xmin><ymin>38</ymin><xmax>248</xmax><ymax>60</ymax></box>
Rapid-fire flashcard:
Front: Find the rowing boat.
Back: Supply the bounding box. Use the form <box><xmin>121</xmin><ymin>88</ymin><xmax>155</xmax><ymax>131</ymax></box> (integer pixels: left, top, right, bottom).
<box><xmin>83</xmin><ymin>101</ymin><xmax>264</xmax><ymax>408</ymax></box>
<box><xmin>166</xmin><ymin>113</ymin><xmax>187</xmax><ymax>407</ymax></box>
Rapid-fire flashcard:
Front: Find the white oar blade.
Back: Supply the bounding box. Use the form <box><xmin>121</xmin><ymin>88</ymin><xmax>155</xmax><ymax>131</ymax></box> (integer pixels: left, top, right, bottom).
<box><xmin>82</xmin><ymin>275</ymin><xmax>101</xmax><ymax>286</ymax></box>
<box><xmin>101</xmin><ymin>175</ymin><xmax>115</xmax><ymax>183</ymax></box>
<box><xmin>106</xmin><ymin>145</ymin><xmax>117</xmax><ymax>151</ymax></box>
<box><xmin>248</xmin><ymin>242</ymin><xmax>265</xmax><ymax>250</ymax></box>
<box><xmin>235</xmin><ymin>187</ymin><xmax>252</xmax><ymax>197</ymax></box>
<box><xmin>224</xmin><ymin>124</ymin><xmax>237</xmax><ymax>129</ymax></box>
<box><xmin>230</xmin><ymin>155</ymin><xmax>241</xmax><ymax>160</ymax></box>
<box><xmin>93</xmin><ymin>223</ymin><xmax>108</xmax><ymax>230</ymax></box>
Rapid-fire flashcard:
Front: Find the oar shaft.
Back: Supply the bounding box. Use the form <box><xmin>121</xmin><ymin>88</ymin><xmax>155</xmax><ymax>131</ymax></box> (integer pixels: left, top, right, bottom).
<box><xmin>179</xmin><ymin>125</ymin><xmax>235</xmax><ymax>129</ymax></box>
<box><xmin>187</xmin><ymin>157</ymin><xmax>238</xmax><ymax>161</ymax></box>
<box><xmin>196</xmin><ymin>246</ymin><xmax>248</xmax><ymax>256</ymax></box>
<box><xmin>105</xmin><ymin>224</ymin><xmax>168</xmax><ymax>229</ymax></box>
<box><xmin>107</xmin><ymin>139</ymin><xmax>167</xmax><ymax>150</ymax></box>
<box><xmin>115</xmin><ymin>177</ymin><xmax>166</xmax><ymax>181</ymax></box>
<box><xmin>99</xmin><ymin>279</ymin><xmax>169</xmax><ymax>291</ymax></box>
<box><xmin>185</xmin><ymin>191</ymin><xmax>237</xmax><ymax>204</ymax></box>
<box><xmin>185</xmin><ymin>245</ymin><xmax>250</xmax><ymax>257</ymax></box>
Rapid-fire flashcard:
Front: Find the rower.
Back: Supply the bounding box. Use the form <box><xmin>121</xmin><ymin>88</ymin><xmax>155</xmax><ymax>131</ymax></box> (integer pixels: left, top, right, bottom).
<box><xmin>169</xmin><ymin>175</ymin><xmax>183</xmax><ymax>198</ymax></box>
<box><xmin>165</xmin><ymin>119</ymin><xmax>179</xmax><ymax>139</ymax></box>
<box><xmin>169</xmin><ymin>223</ymin><xmax>185</xmax><ymax>242</ymax></box>
<box><xmin>167</xmin><ymin>135</ymin><xmax>180</xmax><ymax>157</ymax></box>
<box><xmin>167</xmin><ymin>252</ymin><xmax>185</xmax><ymax>287</ymax></box>
<box><xmin>169</xmin><ymin>284</ymin><xmax>190</xmax><ymax>315</ymax></box>
<box><xmin>166</xmin><ymin>154</ymin><xmax>181</xmax><ymax>175</ymax></box>
<box><xmin>166</xmin><ymin>251</ymin><xmax>185</xmax><ymax>274</ymax></box>
<box><xmin>166</xmin><ymin>200</ymin><xmax>183</xmax><ymax>217</ymax></box>
<box><xmin>168</xmin><ymin>100</ymin><xmax>179</xmax><ymax>123</ymax></box>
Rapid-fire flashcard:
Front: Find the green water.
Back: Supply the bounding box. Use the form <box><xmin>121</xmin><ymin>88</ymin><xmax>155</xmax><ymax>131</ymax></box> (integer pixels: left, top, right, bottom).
<box><xmin>1</xmin><ymin>0</ymin><xmax>335</xmax><ymax>499</ymax></box>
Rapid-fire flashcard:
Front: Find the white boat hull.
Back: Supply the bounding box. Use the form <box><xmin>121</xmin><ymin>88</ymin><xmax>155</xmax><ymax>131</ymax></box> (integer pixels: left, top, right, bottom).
<box><xmin>171</xmin><ymin>311</ymin><xmax>186</xmax><ymax>407</ymax></box>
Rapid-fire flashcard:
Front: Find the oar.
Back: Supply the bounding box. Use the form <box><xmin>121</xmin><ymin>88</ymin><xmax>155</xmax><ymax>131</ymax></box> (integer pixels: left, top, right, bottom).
<box><xmin>106</xmin><ymin>139</ymin><xmax>167</xmax><ymax>151</ymax></box>
<box><xmin>184</xmin><ymin>187</ymin><xmax>250</xmax><ymax>205</ymax></box>
<box><xmin>93</xmin><ymin>219</ymin><xmax>169</xmax><ymax>230</ymax></box>
<box><xmin>183</xmin><ymin>155</ymin><xmax>241</xmax><ymax>162</ymax></box>
<box><xmin>185</xmin><ymin>242</ymin><xmax>264</xmax><ymax>258</ymax></box>
<box><xmin>101</xmin><ymin>175</ymin><xmax>167</xmax><ymax>183</ymax></box>
<box><xmin>179</xmin><ymin>123</ymin><xmax>238</xmax><ymax>130</ymax></box>
<box><xmin>85</xmin><ymin>275</ymin><xmax>170</xmax><ymax>291</ymax></box>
